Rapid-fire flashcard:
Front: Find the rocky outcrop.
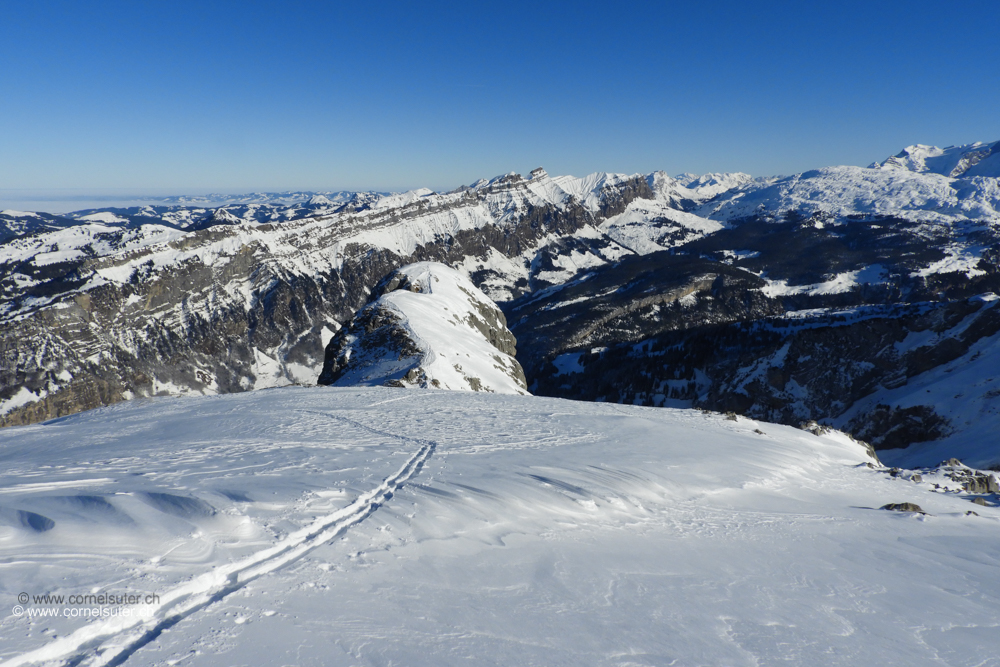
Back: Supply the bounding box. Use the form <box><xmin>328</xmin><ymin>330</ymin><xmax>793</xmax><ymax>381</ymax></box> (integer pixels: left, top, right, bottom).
<box><xmin>318</xmin><ymin>262</ymin><xmax>528</xmax><ymax>394</ymax></box>
<box><xmin>880</xmin><ymin>502</ymin><xmax>925</xmax><ymax>514</ymax></box>
<box><xmin>942</xmin><ymin>467</ymin><xmax>1000</xmax><ymax>494</ymax></box>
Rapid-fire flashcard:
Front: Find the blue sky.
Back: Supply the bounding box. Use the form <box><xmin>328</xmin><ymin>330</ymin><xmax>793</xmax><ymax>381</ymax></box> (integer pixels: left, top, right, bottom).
<box><xmin>2</xmin><ymin>0</ymin><xmax>999</xmax><ymax>194</ymax></box>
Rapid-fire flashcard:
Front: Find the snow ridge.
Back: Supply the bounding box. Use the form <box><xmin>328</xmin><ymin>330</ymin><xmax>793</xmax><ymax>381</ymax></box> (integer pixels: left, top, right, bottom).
<box><xmin>319</xmin><ymin>262</ymin><xmax>529</xmax><ymax>394</ymax></box>
<box><xmin>871</xmin><ymin>141</ymin><xmax>1000</xmax><ymax>178</ymax></box>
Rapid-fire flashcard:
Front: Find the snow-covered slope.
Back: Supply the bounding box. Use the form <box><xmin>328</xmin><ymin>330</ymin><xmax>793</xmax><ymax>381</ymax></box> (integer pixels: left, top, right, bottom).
<box><xmin>318</xmin><ymin>262</ymin><xmax>528</xmax><ymax>394</ymax></box>
<box><xmin>674</xmin><ymin>171</ymin><xmax>755</xmax><ymax>198</ymax></box>
<box><xmin>1</xmin><ymin>387</ymin><xmax>998</xmax><ymax>666</ymax></box>
<box><xmin>698</xmin><ymin>165</ymin><xmax>1000</xmax><ymax>224</ymax></box>
<box><xmin>871</xmin><ymin>141</ymin><xmax>1000</xmax><ymax>178</ymax></box>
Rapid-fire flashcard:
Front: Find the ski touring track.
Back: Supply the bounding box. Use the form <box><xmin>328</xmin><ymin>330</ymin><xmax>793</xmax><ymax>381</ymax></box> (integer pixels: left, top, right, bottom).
<box><xmin>2</xmin><ymin>414</ymin><xmax>437</xmax><ymax>667</ymax></box>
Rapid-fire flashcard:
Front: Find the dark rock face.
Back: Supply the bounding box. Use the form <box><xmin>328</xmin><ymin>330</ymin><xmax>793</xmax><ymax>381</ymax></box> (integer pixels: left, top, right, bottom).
<box><xmin>407</xmin><ymin>199</ymin><xmax>611</xmax><ymax>297</ymax></box>
<box><xmin>880</xmin><ymin>502</ymin><xmax>925</xmax><ymax>513</ymax></box>
<box><xmin>507</xmin><ymin>252</ymin><xmax>781</xmax><ymax>363</ymax></box>
<box><xmin>0</xmin><ymin>250</ymin><xmax>360</xmax><ymax>426</ymax></box>
<box><xmin>504</xmin><ymin>212</ymin><xmax>1000</xmax><ymax>453</ymax></box>
<box><xmin>318</xmin><ymin>304</ymin><xmax>420</xmax><ymax>387</ymax></box>
<box><xmin>850</xmin><ymin>404</ymin><xmax>951</xmax><ymax>451</ymax></box>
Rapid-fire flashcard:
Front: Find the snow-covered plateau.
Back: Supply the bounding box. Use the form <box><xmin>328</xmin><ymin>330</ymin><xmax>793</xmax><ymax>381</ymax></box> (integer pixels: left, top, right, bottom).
<box><xmin>1</xmin><ymin>387</ymin><xmax>999</xmax><ymax>666</ymax></box>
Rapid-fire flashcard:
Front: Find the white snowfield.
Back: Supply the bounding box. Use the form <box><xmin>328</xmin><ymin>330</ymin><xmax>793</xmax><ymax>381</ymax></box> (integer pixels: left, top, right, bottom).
<box><xmin>1</xmin><ymin>388</ymin><xmax>999</xmax><ymax>666</ymax></box>
<box><xmin>871</xmin><ymin>141</ymin><xmax>1000</xmax><ymax>179</ymax></box>
<box><xmin>697</xmin><ymin>165</ymin><xmax>1000</xmax><ymax>224</ymax></box>
<box><xmin>327</xmin><ymin>262</ymin><xmax>528</xmax><ymax>394</ymax></box>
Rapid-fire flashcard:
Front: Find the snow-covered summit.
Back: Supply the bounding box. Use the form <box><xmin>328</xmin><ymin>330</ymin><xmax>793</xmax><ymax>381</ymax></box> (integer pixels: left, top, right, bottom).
<box><xmin>697</xmin><ymin>165</ymin><xmax>1000</xmax><ymax>223</ymax></box>
<box><xmin>306</xmin><ymin>194</ymin><xmax>335</xmax><ymax>208</ymax></box>
<box><xmin>871</xmin><ymin>140</ymin><xmax>1000</xmax><ymax>178</ymax></box>
<box><xmin>674</xmin><ymin>171</ymin><xmax>755</xmax><ymax>198</ymax></box>
<box><xmin>318</xmin><ymin>262</ymin><xmax>528</xmax><ymax>394</ymax></box>
<box><xmin>550</xmin><ymin>171</ymin><xmax>637</xmax><ymax>208</ymax></box>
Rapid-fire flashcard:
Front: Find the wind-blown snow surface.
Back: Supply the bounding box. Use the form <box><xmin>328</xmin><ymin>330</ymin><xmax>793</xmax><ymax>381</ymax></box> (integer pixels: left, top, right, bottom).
<box><xmin>1</xmin><ymin>388</ymin><xmax>999</xmax><ymax>666</ymax></box>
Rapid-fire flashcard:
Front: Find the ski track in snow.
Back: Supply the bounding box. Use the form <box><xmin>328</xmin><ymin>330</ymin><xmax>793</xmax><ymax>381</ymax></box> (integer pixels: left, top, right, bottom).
<box><xmin>3</xmin><ymin>388</ymin><xmax>1000</xmax><ymax>665</ymax></box>
<box><xmin>2</xmin><ymin>422</ymin><xmax>436</xmax><ymax>667</ymax></box>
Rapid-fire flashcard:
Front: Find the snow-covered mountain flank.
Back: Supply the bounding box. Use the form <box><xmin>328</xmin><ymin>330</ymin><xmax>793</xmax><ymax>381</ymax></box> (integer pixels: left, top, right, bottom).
<box><xmin>2</xmin><ymin>141</ymin><xmax>1000</xmax><ymax>466</ymax></box>
<box><xmin>2</xmin><ymin>387</ymin><xmax>999</xmax><ymax>666</ymax></box>
<box><xmin>317</xmin><ymin>262</ymin><xmax>527</xmax><ymax>394</ymax></box>
<box><xmin>871</xmin><ymin>140</ymin><xmax>1000</xmax><ymax>178</ymax></box>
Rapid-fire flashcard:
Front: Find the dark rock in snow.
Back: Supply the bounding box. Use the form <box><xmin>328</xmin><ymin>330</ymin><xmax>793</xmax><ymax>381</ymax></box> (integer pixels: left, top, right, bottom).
<box><xmin>945</xmin><ymin>470</ymin><xmax>1000</xmax><ymax>494</ymax></box>
<box><xmin>880</xmin><ymin>502</ymin><xmax>926</xmax><ymax>514</ymax></box>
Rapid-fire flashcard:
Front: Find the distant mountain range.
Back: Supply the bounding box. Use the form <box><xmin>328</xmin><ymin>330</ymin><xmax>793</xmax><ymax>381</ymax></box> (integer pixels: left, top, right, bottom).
<box><xmin>2</xmin><ymin>141</ymin><xmax>999</xmax><ymax>467</ymax></box>
<box><xmin>870</xmin><ymin>140</ymin><xmax>1000</xmax><ymax>178</ymax></box>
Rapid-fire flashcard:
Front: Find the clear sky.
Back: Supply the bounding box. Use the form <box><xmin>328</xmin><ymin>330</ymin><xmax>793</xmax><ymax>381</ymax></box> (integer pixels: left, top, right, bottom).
<box><xmin>2</xmin><ymin>0</ymin><xmax>999</xmax><ymax>194</ymax></box>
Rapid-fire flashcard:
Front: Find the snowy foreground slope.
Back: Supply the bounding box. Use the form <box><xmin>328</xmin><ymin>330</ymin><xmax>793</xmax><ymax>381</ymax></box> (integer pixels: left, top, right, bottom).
<box><xmin>2</xmin><ymin>388</ymin><xmax>999</xmax><ymax>666</ymax></box>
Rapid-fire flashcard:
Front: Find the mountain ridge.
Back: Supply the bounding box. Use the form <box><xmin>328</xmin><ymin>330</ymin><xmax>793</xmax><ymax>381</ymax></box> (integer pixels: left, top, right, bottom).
<box><xmin>2</xmin><ymin>141</ymin><xmax>999</xmax><ymax>465</ymax></box>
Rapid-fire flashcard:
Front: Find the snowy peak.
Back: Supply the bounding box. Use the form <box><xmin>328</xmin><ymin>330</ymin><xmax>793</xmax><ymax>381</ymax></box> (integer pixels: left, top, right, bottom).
<box><xmin>306</xmin><ymin>194</ymin><xmax>335</xmax><ymax>208</ymax></box>
<box><xmin>696</xmin><ymin>164</ymin><xmax>1000</xmax><ymax>223</ymax></box>
<box><xmin>550</xmin><ymin>171</ymin><xmax>636</xmax><ymax>209</ymax></box>
<box><xmin>318</xmin><ymin>262</ymin><xmax>529</xmax><ymax>394</ymax></box>
<box><xmin>871</xmin><ymin>140</ymin><xmax>1000</xmax><ymax>178</ymax></box>
<box><xmin>673</xmin><ymin>171</ymin><xmax>754</xmax><ymax>198</ymax></box>
<box><xmin>333</xmin><ymin>190</ymin><xmax>384</xmax><ymax>213</ymax></box>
